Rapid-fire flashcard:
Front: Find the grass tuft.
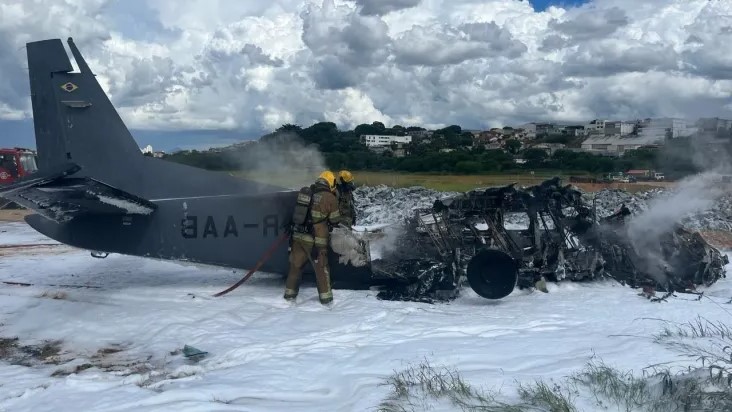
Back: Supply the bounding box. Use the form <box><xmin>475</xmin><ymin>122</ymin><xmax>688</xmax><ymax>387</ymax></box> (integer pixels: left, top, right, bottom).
<box><xmin>376</xmin><ymin>358</ymin><xmax>525</xmax><ymax>412</ymax></box>
<box><xmin>517</xmin><ymin>380</ymin><xmax>579</xmax><ymax>412</ymax></box>
<box><xmin>377</xmin><ymin>317</ymin><xmax>732</xmax><ymax>412</ymax></box>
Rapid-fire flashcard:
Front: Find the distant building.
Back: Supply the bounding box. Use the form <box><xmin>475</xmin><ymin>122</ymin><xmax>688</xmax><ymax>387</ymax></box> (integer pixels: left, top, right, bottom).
<box><xmin>499</xmin><ymin>128</ymin><xmax>515</xmax><ymax>137</ymax></box>
<box><xmin>604</xmin><ymin>121</ymin><xmax>634</xmax><ymax>136</ymax></box>
<box><xmin>153</xmin><ymin>151</ymin><xmax>165</xmax><ymax>158</ymax></box>
<box><xmin>531</xmin><ymin>143</ymin><xmax>566</xmax><ymax>155</ymax></box>
<box><xmin>141</xmin><ymin>145</ymin><xmax>153</xmax><ymax>154</ymax></box>
<box><xmin>362</xmin><ymin>134</ymin><xmax>412</xmax><ymax>147</ymax></box>
<box><xmin>580</xmin><ymin>134</ymin><xmax>663</xmax><ymax>156</ymax></box>
<box><xmin>535</xmin><ymin>123</ymin><xmax>557</xmax><ymax>136</ymax></box>
<box><xmin>476</xmin><ymin>130</ymin><xmax>503</xmax><ymax>142</ymax></box>
<box><xmin>637</xmin><ymin>118</ymin><xmax>693</xmax><ymax>140</ymax></box>
<box><xmin>519</xmin><ymin>123</ymin><xmax>537</xmax><ymax>139</ymax></box>
<box><xmin>564</xmin><ymin>125</ymin><xmax>587</xmax><ymax>136</ymax></box>
<box><xmin>696</xmin><ymin>117</ymin><xmax>732</xmax><ymax>134</ymax></box>
<box><xmin>586</xmin><ymin>119</ymin><xmax>606</xmax><ymax>135</ymax></box>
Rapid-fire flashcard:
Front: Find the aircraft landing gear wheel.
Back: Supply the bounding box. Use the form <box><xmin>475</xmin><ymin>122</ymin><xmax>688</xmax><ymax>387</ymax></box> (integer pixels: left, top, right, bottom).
<box><xmin>466</xmin><ymin>249</ymin><xmax>518</xmax><ymax>299</ymax></box>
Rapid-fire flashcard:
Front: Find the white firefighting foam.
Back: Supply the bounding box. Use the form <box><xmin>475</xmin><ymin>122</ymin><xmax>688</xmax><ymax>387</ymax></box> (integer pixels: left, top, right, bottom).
<box><xmin>0</xmin><ymin>218</ymin><xmax>731</xmax><ymax>411</ymax></box>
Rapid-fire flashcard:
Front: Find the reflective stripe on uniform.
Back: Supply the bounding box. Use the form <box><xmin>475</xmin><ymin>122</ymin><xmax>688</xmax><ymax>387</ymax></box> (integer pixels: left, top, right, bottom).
<box><xmin>293</xmin><ymin>232</ymin><xmax>314</xmax><ymax>243</ymax></box>
<box><xmin>328</xmin><ymin>210</ymin><xmax>341</xmax><ymax>223</ymax></box>
<box><xmin>314</xmin><ymin>236</ymin><xmax>328</xmax><ymax>247</ymax></box>
<box><xmin>311</xmin><ymin>210</ymin><xmax>326</xmax><ymax>220</ymax></box>
<box><xmin>319</xmin><ymin>291</ymin><xmax>333</xmax><ymax>300</ymax></box>
<box><xmin>285</xmin><ymin>288</ymin><xmax>298</xmax><ymax>297</ymax></box>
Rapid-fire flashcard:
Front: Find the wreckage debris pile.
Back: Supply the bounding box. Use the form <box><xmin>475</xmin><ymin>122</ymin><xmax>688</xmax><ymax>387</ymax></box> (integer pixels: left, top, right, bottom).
<box><xmin>590</xmin><ymin>189</ymin><xmax>732</xmax><ymax>232</ymax></box>
<box><xmin>353</xmin><ymin>180</ymin><xmax>730</xmax><ymax>302</ymax></box>
<box><xmin>355</xmin><ymin>185</ymin><xmax>732</xmax><ymax>233</ymax></box>
<box><xmin>588</xmin><ymin>188</ymin><xmax>660</xmax><ymax>217</ymax></box>
<box><xmin>353</xmin><ymin>185</ymin><xmax>458</xmax><ymax>226</ymax></box>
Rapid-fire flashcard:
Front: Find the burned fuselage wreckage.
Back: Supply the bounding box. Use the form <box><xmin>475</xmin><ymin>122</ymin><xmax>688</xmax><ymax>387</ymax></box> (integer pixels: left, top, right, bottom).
<box><xmin>340</xmin><ymin>177</ymin><xmax>728</xmax><ymax>303</ymax></box>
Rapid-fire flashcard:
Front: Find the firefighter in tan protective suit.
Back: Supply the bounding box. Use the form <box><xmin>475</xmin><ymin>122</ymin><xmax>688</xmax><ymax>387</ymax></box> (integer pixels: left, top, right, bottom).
<box><xmin>284</xmin><ymin>171</ymin><xmax>344</xmax><ymax>305</ymax></box>
<box><xmin>336</xmin><ymin>170</ymin><xmax>356</xmax><ymax>228</ymax></box>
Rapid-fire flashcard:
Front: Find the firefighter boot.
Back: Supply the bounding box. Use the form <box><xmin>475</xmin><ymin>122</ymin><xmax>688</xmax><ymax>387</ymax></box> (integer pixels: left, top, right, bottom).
<box><xmin>314</xmin><ymin>248</ymin><xmax>333</xmax><ymax>305</ymax></box>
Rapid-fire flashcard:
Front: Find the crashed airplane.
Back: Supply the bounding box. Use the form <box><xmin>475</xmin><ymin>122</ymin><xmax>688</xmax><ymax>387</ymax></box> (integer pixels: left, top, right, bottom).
<box><xmin>364</xmin><ymin>178</ymin><xmax>728</xmax><ymax>302</ymax></box>
<box><xmin>0</xmin><ymin>38</ymin><xmax>727</xmax><ymax>303</ymax></box>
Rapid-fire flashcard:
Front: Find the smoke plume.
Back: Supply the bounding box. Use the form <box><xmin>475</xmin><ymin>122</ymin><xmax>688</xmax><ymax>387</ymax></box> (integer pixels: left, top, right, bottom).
<box><xmin>368</xmin><ymin>224</ymin><xmax>406</xmax><ymax>260</ymax></box>
<box><xmin>622</xmin><ymin>129</ymin><xmax>731</xmax><ymax>284</ymax></box>
<box><xmin>624</xmin><ymin>171</ymin><xmax>727</xmax><ymax>283</ymax></box>
<box><xmin>225</xmin><ymin>131</ymin><xmax>328</xmax><ymax>189</ymax></box>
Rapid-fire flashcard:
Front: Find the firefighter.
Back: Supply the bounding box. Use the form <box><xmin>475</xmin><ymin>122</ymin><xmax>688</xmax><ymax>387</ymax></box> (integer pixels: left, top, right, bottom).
<box><xmin>336</xmin><ymin>170</ymin><xmax>356</xmax><ymax>227</ymax></box>
<box><xmin>284</xmin><ymin>170</ymin><xmax>343</xmax><ymax>305</ymax></box>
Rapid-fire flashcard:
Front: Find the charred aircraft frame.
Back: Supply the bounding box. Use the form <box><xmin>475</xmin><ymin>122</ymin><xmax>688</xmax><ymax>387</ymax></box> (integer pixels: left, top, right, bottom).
<box><xmin>367</xmin><ymin>178</ymin><xmax>728</xmax><ymax>303</ymax></box>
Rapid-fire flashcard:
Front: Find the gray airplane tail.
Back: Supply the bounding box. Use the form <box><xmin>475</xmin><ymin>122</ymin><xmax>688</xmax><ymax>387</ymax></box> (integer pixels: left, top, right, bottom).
<box><xmin>26</xmin><ymin>38</ymin><xmax>145</xmax><ymax>185</ymax></box>
<box><xmin>1</xmin><ymin>37</ymin><xmax>287</xmax><ymax>223</ymax></box>
<box><xmin>0</xmin><ymin>38</ymin><xmax>159</xmax><ymax>222</ymax></box>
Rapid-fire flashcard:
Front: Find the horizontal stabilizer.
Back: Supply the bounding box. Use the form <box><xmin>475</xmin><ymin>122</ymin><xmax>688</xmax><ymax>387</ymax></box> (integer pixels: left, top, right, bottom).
<box><xmin>0</xmin><ymin>163</ymin><xmax>81</xmax><ymax>194</ymax></box>
<box><xmin>0</xmin><ymin>165</ymin><xmax>157</xmax><ymax>222</ymax></box>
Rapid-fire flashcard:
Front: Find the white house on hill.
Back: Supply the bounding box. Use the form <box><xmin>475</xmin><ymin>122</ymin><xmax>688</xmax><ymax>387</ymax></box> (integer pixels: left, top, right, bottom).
<box><xmin>361</xmin><ymin>135</ymin><xmax>412</xmax><ymax>147</ymax></box>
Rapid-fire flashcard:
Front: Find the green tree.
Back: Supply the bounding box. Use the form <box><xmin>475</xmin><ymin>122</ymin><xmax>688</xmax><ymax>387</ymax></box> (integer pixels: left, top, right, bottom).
<box><xmin>523</xmin><ymin>148</ymin><xmax>547</xmax><ymax>163</ymax></box>
<box><xmin>505</xmin><ymin>139</ymin><xmax>522</xmax><ymax>154</ymax></box>
<box><xmin>455</xmin><ymin>161</ymin><xmax>481</xmax><ymax>174</ymax></box>
<box><xmin>276</xmin><ymin>124</ymin><xmax>302</xmax><ymax>133</ymax></box>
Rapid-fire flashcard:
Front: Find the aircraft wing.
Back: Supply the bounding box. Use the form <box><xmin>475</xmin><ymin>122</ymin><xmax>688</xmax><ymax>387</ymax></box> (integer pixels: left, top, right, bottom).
<box><xmin>0</xmin><ymin>163</ymin><xmax>157</xmax><ymax>222</ymax></box>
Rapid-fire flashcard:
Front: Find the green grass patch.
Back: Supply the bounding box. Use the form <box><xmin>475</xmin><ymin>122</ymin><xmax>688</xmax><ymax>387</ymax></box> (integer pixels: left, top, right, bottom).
<box><xmin>231</xmin><ymin>170</ymin><xmax>588</xmax><ymax>192</ymax></box>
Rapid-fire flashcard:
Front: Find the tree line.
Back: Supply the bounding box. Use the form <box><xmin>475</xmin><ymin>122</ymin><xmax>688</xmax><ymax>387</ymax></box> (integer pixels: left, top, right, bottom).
<box><xmin>163</xmin><ymin>121</ymin><xmax>718</xmax><ymax>179</ymax></box>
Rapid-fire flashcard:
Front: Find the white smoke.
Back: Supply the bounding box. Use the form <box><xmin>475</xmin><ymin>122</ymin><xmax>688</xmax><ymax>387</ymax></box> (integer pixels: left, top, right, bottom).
<box><xmin>227</xmin><ymin>132</ymin><xmax>328</xmax><ymax>189</ymax></box>
<box><xmin>365</xmin><ymin>224</ymin><xmax>405</xmax><ymax>260</ymax></box>
<box><xmin>622</xmin><ymin>130</ymin><xmax>732</xmax><ymax>283</ymax></box>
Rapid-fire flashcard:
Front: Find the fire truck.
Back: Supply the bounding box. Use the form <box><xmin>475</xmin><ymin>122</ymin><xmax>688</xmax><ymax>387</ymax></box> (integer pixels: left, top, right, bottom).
<box><xmin>0</xmin><ymin>148</ymin><xmax>38</xmax><ymax>208</ymax></box>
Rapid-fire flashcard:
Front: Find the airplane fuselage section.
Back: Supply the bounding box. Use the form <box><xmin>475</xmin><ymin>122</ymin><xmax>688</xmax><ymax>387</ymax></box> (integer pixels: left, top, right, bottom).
<box><xmin>25</xmin><ymin>192</ymin><xmax>297</xmax><ymax>276</ymax></box>
<box><xmin>179</xmin><ymin>214</ymin><xmax>280</xmax><ymax>239</ymax></box>
<box><xmin>150</xmin><ymin>193</ymin><xmax>294</xmax><ymax>273</ymax></box>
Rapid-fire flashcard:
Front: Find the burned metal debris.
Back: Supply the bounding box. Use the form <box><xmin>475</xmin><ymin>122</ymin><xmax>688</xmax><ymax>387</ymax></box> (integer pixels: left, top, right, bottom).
<box><xmin>366</xmin><ymin>177</ymin><xmax>728</xmax><ymax>303</ymax></box>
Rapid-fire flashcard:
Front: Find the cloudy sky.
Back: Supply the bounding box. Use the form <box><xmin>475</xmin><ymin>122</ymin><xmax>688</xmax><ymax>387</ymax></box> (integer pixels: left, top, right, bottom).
<box><xmin>1</xmin><ymin>0</ymin><xmax>730</xmax><ymax>151</ymax></box>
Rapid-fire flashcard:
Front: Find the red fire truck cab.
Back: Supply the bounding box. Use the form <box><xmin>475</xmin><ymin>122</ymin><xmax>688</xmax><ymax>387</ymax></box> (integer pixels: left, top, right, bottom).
<box><xmin>0</xmin><ymin>148</ymin><xmax>38</xmax><ymax>186</ymax></box>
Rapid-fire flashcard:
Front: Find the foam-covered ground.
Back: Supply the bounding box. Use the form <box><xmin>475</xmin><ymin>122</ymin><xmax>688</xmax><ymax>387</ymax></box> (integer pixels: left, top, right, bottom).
<box><xmin>1</xmin><ymin>221</ymin><xmax>732</xmax><ymax>411</ymax></box>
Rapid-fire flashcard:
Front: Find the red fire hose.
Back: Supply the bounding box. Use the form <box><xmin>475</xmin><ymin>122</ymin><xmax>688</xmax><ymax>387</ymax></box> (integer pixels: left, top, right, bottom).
<box><xmin>212</xmin><ymin>233</ymin><xmax>289</xmax><ymax>297</ymax></box>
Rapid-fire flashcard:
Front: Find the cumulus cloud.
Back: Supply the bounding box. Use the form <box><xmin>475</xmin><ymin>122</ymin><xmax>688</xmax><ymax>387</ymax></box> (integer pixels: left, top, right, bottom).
<box><xmin>562</xmin><ymin>41</ymin><xmax>679</xmax><ymax>77</ymax></box>
<box><xmin>0</xmin><ymin>0</ymin><xmax>731</xmax><ymax>144</ymax></box>
<box><xmin>392</xmin><ymin>22</ymin><xmax>526</xmax><ymax>66</ymax></box>
<box><xmin>355</xmin><ymin>0</ymin><xmax>421</xmax><ymax>16</ymax></box>
<box><xmin>548</xmin><ymin>6</ymin><xmax>629</xmax><ymax>43</ymax></box>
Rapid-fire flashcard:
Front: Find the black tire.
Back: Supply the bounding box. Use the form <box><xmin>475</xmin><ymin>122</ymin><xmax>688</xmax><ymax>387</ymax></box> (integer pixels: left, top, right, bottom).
<box><xmin>466</xmin><ymin>249</ymin><xmax>518</xmax><ymax>299</ymax></box>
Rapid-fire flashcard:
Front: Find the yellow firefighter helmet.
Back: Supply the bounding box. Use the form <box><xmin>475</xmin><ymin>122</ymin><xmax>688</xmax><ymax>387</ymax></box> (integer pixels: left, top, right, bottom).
<box><xmin>338</xmin><ymin>170</ymin><xmax>354</xmax><ymax>183</ymax></box>
<box><xmin>317</xmin><ymin>170</ymin><xmax>336</xmax><ymax>190</ymax></box>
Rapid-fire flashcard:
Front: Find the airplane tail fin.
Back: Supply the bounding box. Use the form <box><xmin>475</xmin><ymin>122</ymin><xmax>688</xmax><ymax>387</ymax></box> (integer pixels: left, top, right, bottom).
<box><xmin>26</xmin><ymin>38</ymin><xmax>144</xmax><ymax>188</ymax></box>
